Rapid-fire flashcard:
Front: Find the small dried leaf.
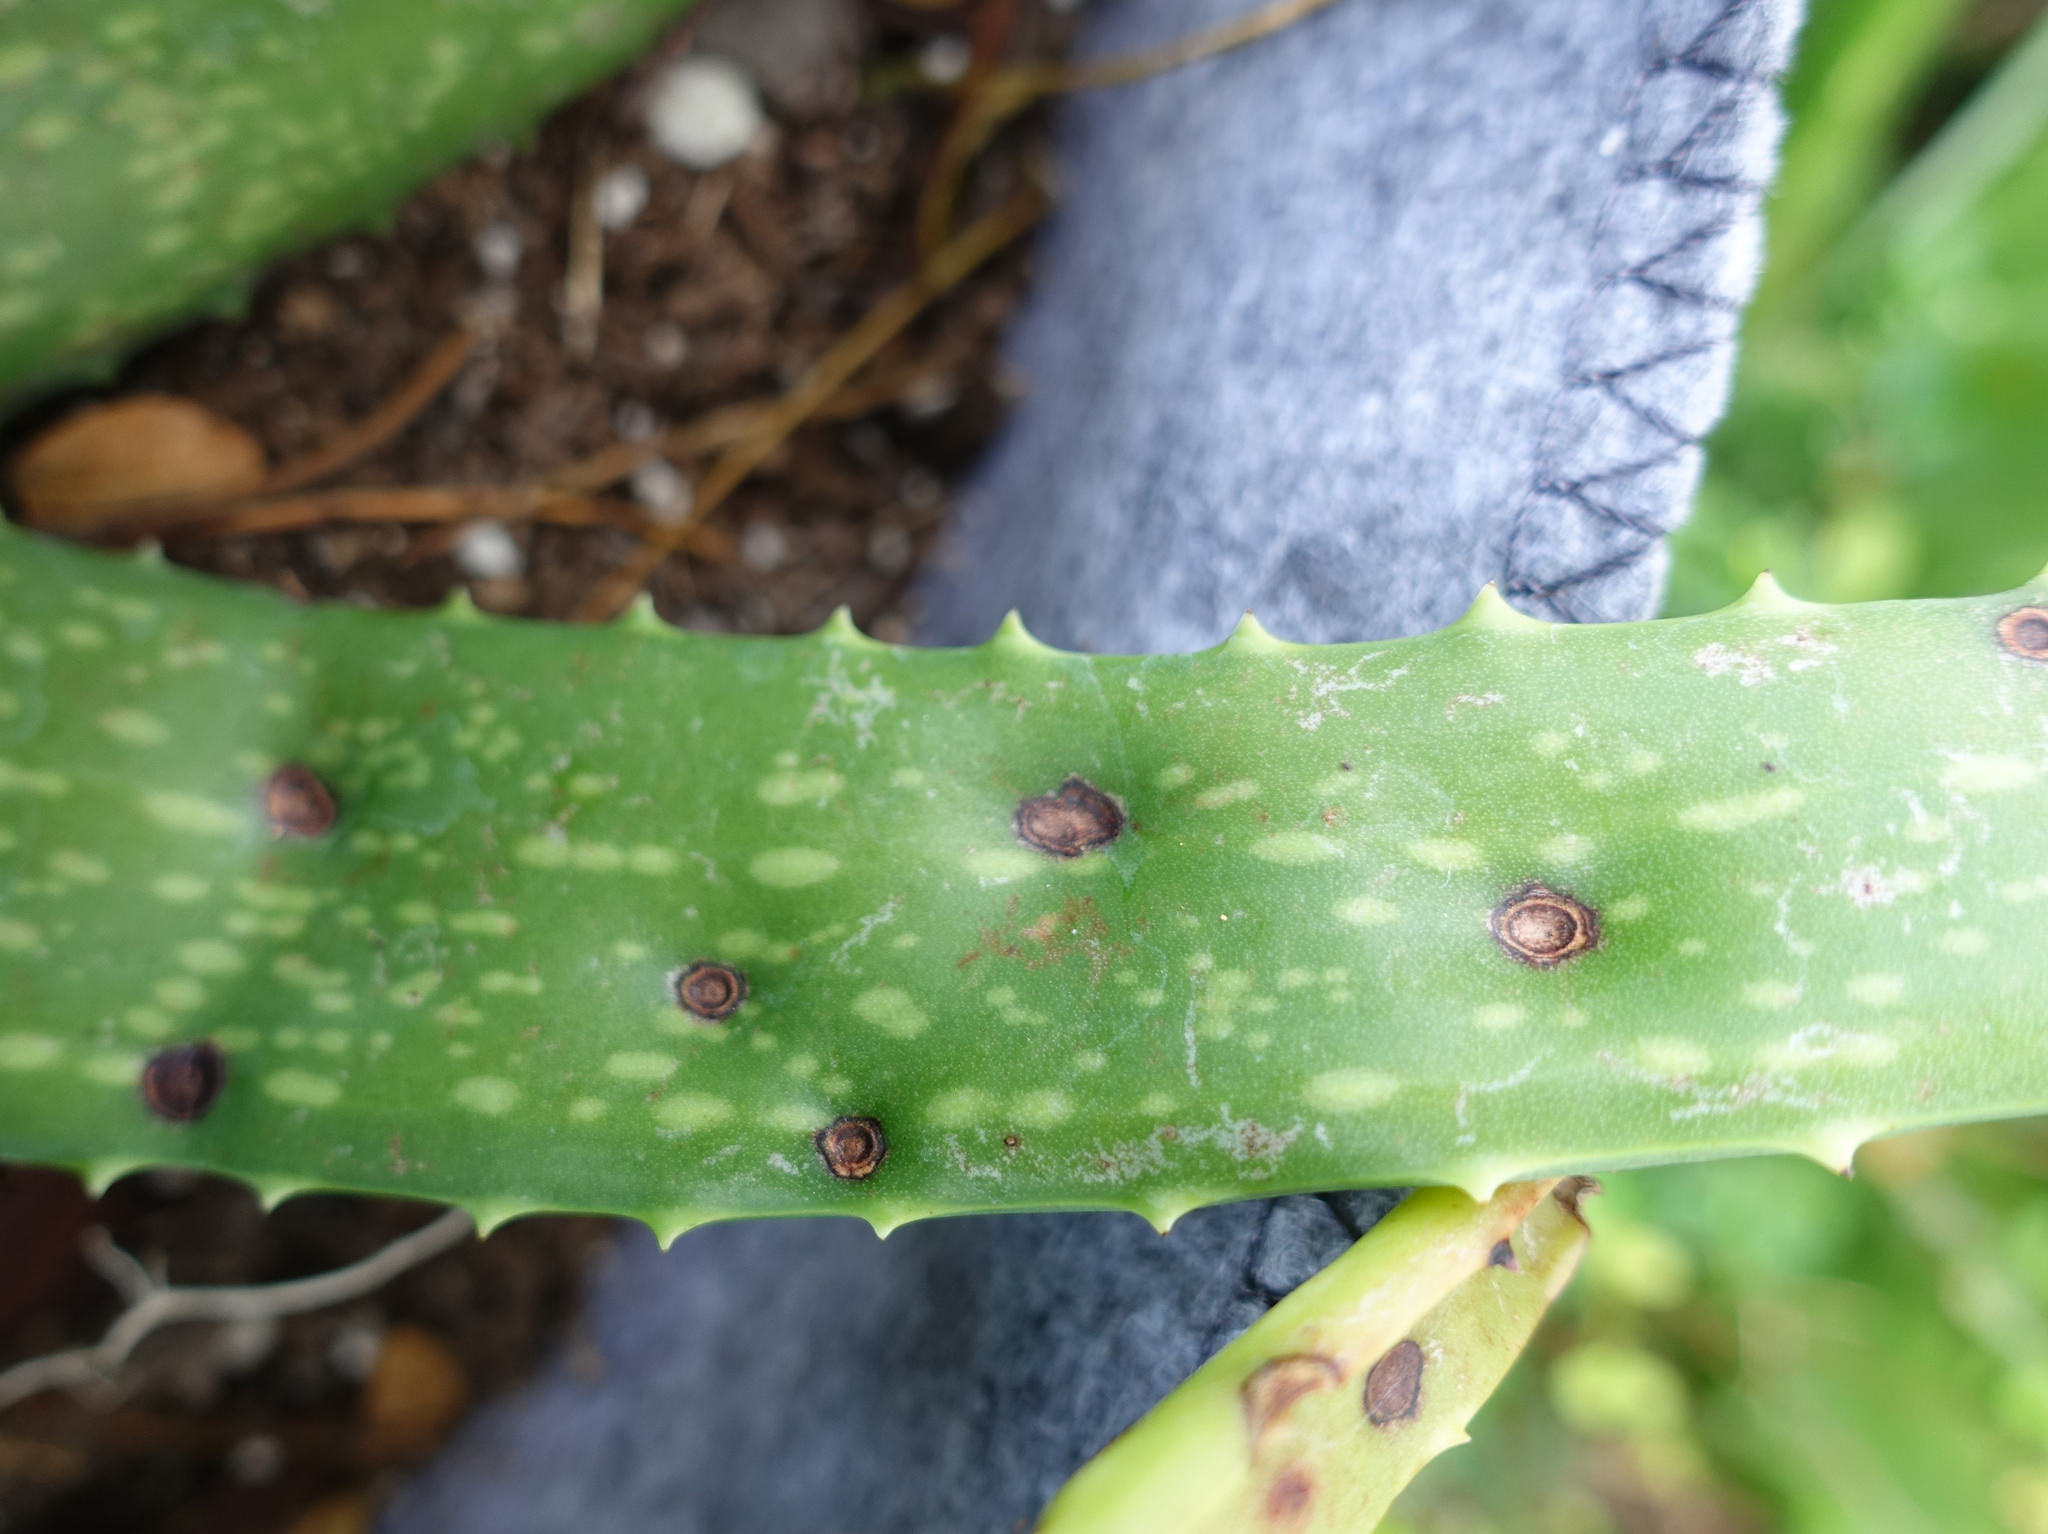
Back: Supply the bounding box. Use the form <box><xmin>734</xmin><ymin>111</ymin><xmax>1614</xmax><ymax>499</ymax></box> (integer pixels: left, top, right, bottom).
<box><xmin>8</xmin><ymin>395</ymin><xmax>266</xmax><ymax>533</ymax></box>
<box><xmin>358</xmin><ymin>1324</ymin><xmax>469</xmax><ymax>1460</ymax></box>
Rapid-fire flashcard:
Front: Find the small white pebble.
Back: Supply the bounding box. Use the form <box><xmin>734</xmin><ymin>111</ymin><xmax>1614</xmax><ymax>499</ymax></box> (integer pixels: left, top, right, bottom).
<box><xmin>328</xmin><ymin>1320</ymin><xmax>385</xmax><ymax>1382</ymax></box>
<box><xmin>899</xmin><ymin>373</ymin><xmax>959</xmax><ymax>421</ymax></box>
<box><xmin>867</xmin><ymin>525</ymin><xmax>913</xmax><ymax>575</ymax></box>
<box><xmin>611</xmin><ymin>400</ymin><xmax>659</xmax><ymax>443</ymax></box>
<box><xmin>643</xmin><ymin>322</ymin><xmax>688</xmax><ymax>369</ymax></box>
<box><xmin>739</xmin><ymin>521</ymin><xmax>790</xmax><ymax>573</ymax></box>
<box><xmin>594</xmin><ymin>164</ymin><xmax>651</xmax><ymax>231</ymax></box>
<box><xmin>647</xmin><ymin>56</ymin><xmax>766</xmax><ymax>171</ymax></box>
<box><xmin>454</xmin><ymin>521</ymin><xmax>523</xmax><ymax>581</ymax></box>
<box><xmin>473</xmin><ymin>221</ymin><xmax>523</xmax><ymax>280</ymax></box>
<box><xmin>918</xmin><ymin>35</ymin><xmax>973</xmax><ymax>86</ymax></box>
<box><xmin>226</xmin><ymin>1434</ymin><xmax>286</xmax><ymax>1486</ymax></box>
<box><xmin>630</xmin><ymin>459</ymin><xmax>693</xmax><ymax>524</ymax></box>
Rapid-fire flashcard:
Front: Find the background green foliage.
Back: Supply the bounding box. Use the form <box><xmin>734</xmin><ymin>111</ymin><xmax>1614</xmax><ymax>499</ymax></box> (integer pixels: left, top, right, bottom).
<box><xmin>1393</xmin><ymin>3</ymin><xmax>2048</xmax><ymax>1528</ymax></box>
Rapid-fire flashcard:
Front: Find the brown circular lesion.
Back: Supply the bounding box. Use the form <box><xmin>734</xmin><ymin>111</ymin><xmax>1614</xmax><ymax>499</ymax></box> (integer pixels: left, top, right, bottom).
<box><xmin>672</xmin><ymin>961</ymin><xmax>746</xmax><ymax>1021</ymax></box>
<box><xmin>262</xmin><ymin>763</ymin><xmax>338</xmax><ymax>839</ymax></box>
<box><xmin>1490</xmin><ymin>883</ymin><xmax>1599</xmax><ymax>968</ymax></box>
<box><xmin>1363</xmin><ymin>1338</ymin><xmax>1425</xmax><ymax>1426</ymax></box>
<box><xmin>1262</xmin><ymin>1467</ymin><xmax>1316</xmax><ymax>1524</ymax></box>
<box><xmin>141</xmin><ymin>1040</ymin><xmax>226</xmax><ymax>1123</ymax></box>
<box><xmin>1242</xmin><ymin>1353</ymin><xmax>1343</xmax><ymax>1441</ymax></box>
<box><xmin>815</xmin><ymin>1115</ymin><xmax>888</xmax><ymax>1180</ymax></box>
<box><xmin>1998</xmin><ymin>606</ymin><xmax>2048</xmax><ymax>662</ymax></box>
<box><xmin>1013</xmin><ymin>776</ymin><xmax>1124</xmax><ymax>858</ymax></box>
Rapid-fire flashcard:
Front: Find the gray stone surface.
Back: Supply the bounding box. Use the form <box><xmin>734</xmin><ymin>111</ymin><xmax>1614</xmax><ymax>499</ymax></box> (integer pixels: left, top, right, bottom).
<box><xmin>379</xmin><ymin>2</ymin><xmax>1798</xmax><ymax>1530</ymax></box>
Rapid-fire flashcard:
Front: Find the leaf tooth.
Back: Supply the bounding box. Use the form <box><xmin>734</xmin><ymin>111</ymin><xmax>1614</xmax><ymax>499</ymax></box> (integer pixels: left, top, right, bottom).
<box><xmin>1797</xmin><ymin>1122</ymin><xmax>1874</xmax><ymax>1179</ymax></box>
<box><xmin>1730</xmin><ymin>569</ymin><xmax>1813</xmax><ymax>613</ymax></box>
<box><xmin>1443</xmin><ymin>1159</ymin><xmax>1514</xmax><ymax>1203</ymax></box>
<box><xmin>253</xmin><ymin>1175</ymin><xmax>315</xmax><ymax>1212</ymax></box>
<box><xmin>816</xmin><ymin>606</ymin><xmax>876</xmax><ymax>647</ymax></box>
<box><xmin>1220</xmin><ymin>611</ymin><xmax>1285</xmax><ymax>653</ymax></box>
<box><xmin>622</xmin><ymin>592</ymin><xmax>668</xmax><ymax>634</ymax></box>
<box><xmin>1139</xmin><ymin>1195</ymin><xmax>1197</xmax><ymax>1235</ymax></box>
<box><xmin>1451</xmin><ymin>582</ymin><xmax>1549</xmax><ymax>634</ymax></box>
<box><xmin>81</xmin><ymin>1157</ymin><xmax>149</xmax><ymax>1197</ymax></box>
<box><xmin>438</xmin><ymin>586</ymin><xmax>488</xmax><ymax>624</ymax></box>
<box><xmin>470</xmin><ymin>1197</ymin><xmax>537</xmax><ymax>1238</ymax></box>
<box><xmin>987</xmin><ymin>609</ymin><xmax>1052</xmax><ymax>654</ymax></box>
<box><xmin>652</xmin><ymin>1212</ymin><xmax>702</xmax><ymax>1251</ymax></box>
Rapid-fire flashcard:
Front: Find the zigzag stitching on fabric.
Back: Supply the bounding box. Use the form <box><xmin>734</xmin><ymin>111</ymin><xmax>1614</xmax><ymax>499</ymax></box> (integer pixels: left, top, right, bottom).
<box><xmin>1505</xmin><ymin>540</ymin><xmax>1663</xmax><ymax>618</ymax></box>
<box><xmin>1568</xmin><ymin>339</ymin><xmax>1722</xmax><ymax>386</ymax></box>
<box><xmin>1499</xmin><ymin>0</ymin><xmax>1783</xmax><ymax>612</ymax></box>
<box><xmin>1555</xmin><ymin>441</ymin><xmax>1696</xmax><ymax>488</ymax></box>
<box><xmin>1534</xmin><ymin>479</ymin><xmax>1680</xmax><ymax>542</ymax></box>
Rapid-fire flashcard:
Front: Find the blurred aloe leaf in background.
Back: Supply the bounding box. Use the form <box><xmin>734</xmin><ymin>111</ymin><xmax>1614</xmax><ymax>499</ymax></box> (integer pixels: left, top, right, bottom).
<box><xmin>1389</xmin><ymin>3</ymin><xmax>2048</xmax><ymax>1530</ymax></box>
<box><xmin>1666</xmin><ymin>0</ymin><xmax>2048</xmax><ymax>614</ymax></box>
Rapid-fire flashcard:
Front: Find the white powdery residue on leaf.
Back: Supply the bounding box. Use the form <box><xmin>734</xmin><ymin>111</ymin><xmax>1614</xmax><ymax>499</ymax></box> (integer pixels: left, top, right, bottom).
<box><xmin>1692</xmin><ymin>642</ymin><xmax>1774</xmax><ymax>686</ymax></box>
<box><xmin>1451</xmin><ymin>1056</ymin><xmax>1543</xmax><ymax>1144</ymax></box>
<box><xmin>1776</xmin><ymin>627</ymin><xmax>1839</xmax><ymax>672</ymax></box>
<box><xmin>805</xmin><ymin>645</ymin><xmax>896</xmax><ymax>747</ymax></box>
<box><xmin>1285</xmin><ymin>651</ymin><xmax>1407</xmax><ymax>731</ymax></box>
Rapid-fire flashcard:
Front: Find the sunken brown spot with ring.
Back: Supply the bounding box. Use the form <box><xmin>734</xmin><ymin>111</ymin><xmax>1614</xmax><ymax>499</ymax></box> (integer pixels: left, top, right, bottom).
<box><xmin>1363</xmin><ymin>1338</ymin><xmax>1425</xmax><ymax>1426</ymax></box>
<box><xmin>263</xmin><ymin>763</ymin><xmax>338</xmax><ymax>839</ymax></box>
<box><xmin>673</xmin><ymin>961</ymin><xmax>746</xmax><ymax>1021</ymax></box>
<box><xmin>815</xmin><ymin>1115</ymin><xmax>888</xmax><ymax>1180</ymax></box>
<box><xmin>1263</xmin><ymin>1468</ymin><xmax>1316</xmax><ymax>1524</ymax></box>
<box><xmin>1998</xmin><ymin>607</ymin><xmax>2048</xmax><ymax>662</ymax></box>
<box><xmin>141</xmin><ymin>1041</ymin><xmax>226</xmax><ymax>1123</ymax></box>
<box><xmin>1242</xmin><ymin>1353</ymin><xmax>1343</xmax><ymax>1441</ymax></box>
<box><xmin>1014</xmin><ymin>776</ymin><xmax>1124</xmax><ymax>858</ymax></box>
<box><xmin>1490</xmin><ymin>883</ymin><xmax>1598</xmax><ymax>968</ymax></box>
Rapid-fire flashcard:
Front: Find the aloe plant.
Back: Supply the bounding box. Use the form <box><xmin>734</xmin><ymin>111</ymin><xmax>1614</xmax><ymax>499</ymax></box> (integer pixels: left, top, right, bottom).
<box><xmin>3</xmin><ymin>521</ymin><xmax>2047</xmax><ymax>1244</ymax></box>
<box><xmin>0</xmin><ymin>0</ymin><xmax>693</xmax><ymax>395</ymax></box>
<box><xmin>1038</xmin><ymin>1180</ymin><xmax>1592</xmax><ymax>1533</ymax></box>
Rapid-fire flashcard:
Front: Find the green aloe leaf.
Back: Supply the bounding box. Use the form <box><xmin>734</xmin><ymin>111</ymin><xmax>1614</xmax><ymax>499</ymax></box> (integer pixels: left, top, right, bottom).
<box><xmin>3</xmin><ymin>524</ymin><xmax>2048</xmax><ymax>1238</ymax></box>
<box><xmin>0</xmin><ymin>0</ymin><xmax>693</xmax><ymax>395</ymax></box>
<box><xmin>1036</xmin><ymin>1180</ymin><xmax>1593</xmax><ymax>1533</ymax></box>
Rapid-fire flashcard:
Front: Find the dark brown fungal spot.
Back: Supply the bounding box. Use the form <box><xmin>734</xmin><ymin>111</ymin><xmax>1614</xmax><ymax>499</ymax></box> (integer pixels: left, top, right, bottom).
<box><xmin>1761</xmin><ymin>761</ymin><xmax>1777</xmax><ymax>772</ymax></box>
<box><xmin>1013</xmin><ymin>776</ymin><xmax>1124</xmax><ymax>858</ymax></box>
<box><xmin>1364</xmin><ymin>1339</ymin><xmax>1425</xmax><ymax>1425</ymax></box>
<box><xmin>673</xmin><ymin>961</ymin><xmax>746</xmax><ymax>1021</ymax></box>
<box><xmin>1263</xmin><ymin>1468</ymin><xmax>1316</xmax><ymax>1524</ymax></box>
<box><xmin>141</xmin><ymin>1041</ymin><xmax>226</xmax><ymax>1123</ymax></box>
<box><xmin>1490</xmin><ymin>883</ymin><xmax>1598</xmax><ymax>968</ymax></box>
<box><xmin>1489</xmin><ymin>1238</ymin><xmax>1519</xmax><ymax>1270</ymax></box>
<box><xmin>263</xmin><ymin>763</ymin><xmax>338</xmax><ymax>839</ymax></box>
<box><xmin>1242</xmin><ymin>1353</ymin><xmax>1343</xmax><ymax>1440</ymax></box>
<box><xmin>815</xmin><ymin>1115</ymin><xmax>888</xmax><ymax>1180</ymax></box>
<box><xmin>1002</xmin><ymin>1134</ymin><xmax>1021</xmax><ymax>1150</ymax></box>
<box><xmin>1999</xmin><ymin>607</ymin><xmax>2048</xmax><ymax>661</ymax></box>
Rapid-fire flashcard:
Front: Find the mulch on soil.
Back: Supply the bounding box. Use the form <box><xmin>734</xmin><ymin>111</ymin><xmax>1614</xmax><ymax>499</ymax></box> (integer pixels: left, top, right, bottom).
<box><xmin>0</xmin><ymin>2</ymin><xmax>1067</xmax><ymax>1530</ymax></box>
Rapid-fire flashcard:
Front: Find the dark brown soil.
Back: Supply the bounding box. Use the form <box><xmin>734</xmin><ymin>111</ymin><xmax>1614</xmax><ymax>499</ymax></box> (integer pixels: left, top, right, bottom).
<box><xmin>0</xmin><ymin>3</ymin><xmax>1064</xmax><ymax>1530</ymax></box>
